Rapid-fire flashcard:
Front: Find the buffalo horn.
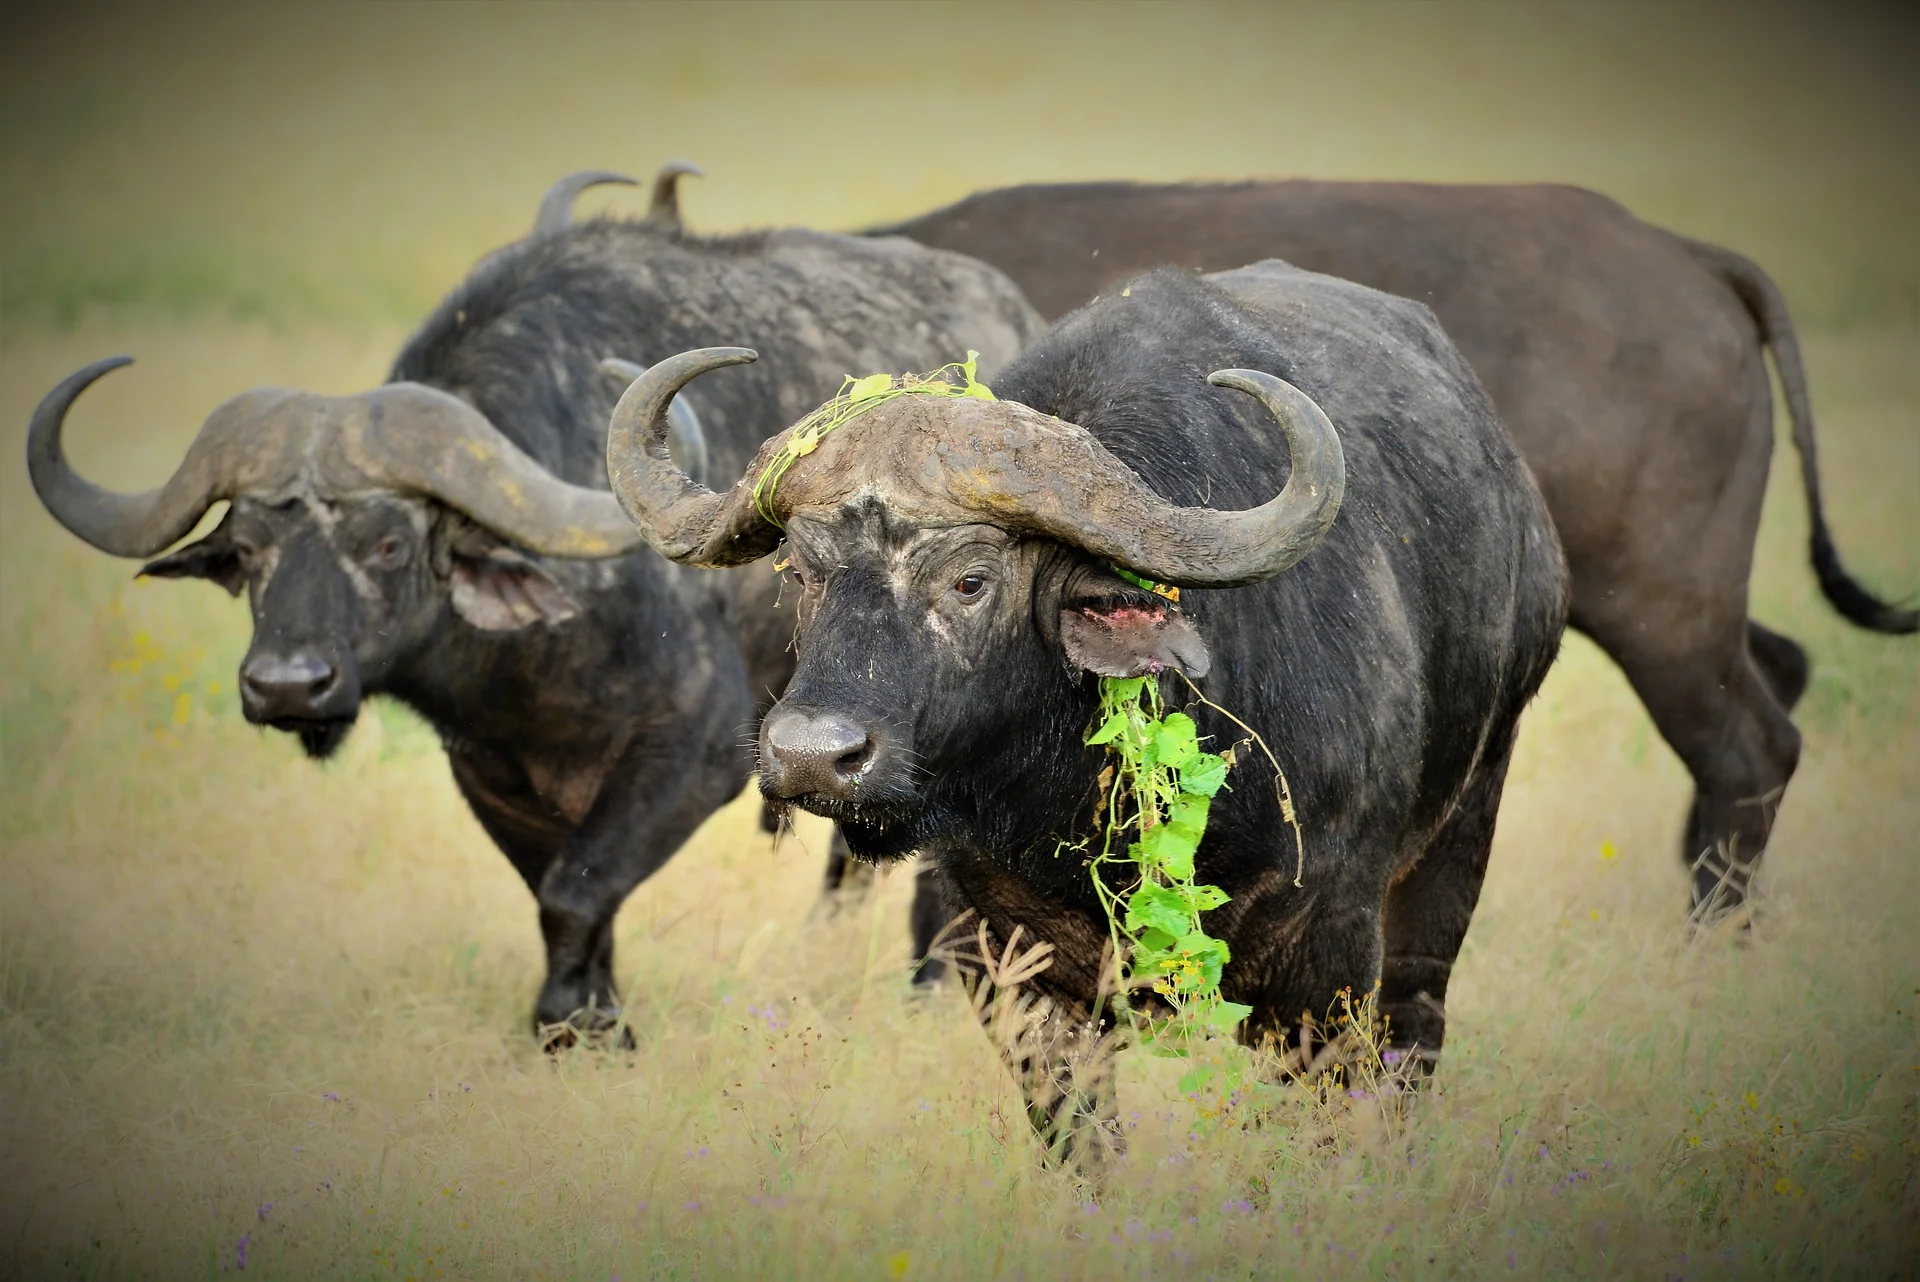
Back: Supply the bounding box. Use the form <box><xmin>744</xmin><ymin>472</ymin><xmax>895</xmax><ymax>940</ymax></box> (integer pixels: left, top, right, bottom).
<box><xmin>348</xmin><ymin>383</ymin><xmax>647</xmax><ymax>558</ymax></box>
<box><xmin>1076</xmin><ymin>369</ymin><xmax>1346</xmax><ymax>587</ymax></box>
<box><xmin>602</xmin><ymin>347</ymin><xmax>770</xmax><ymax>566</ymax></box>
<box><xmin>600</xmin><ymin>356</ymin><xmax>711</xmax><ymax>488</ymax></box>
<box><xmin>532</xmin><ymin>169</ymin><xmax>639</xmax><ymax>236</ymax></box>
<box><xmin>910</xmin><ymin>368</ymin><xmax>1346</xmax><ymax>588</ymax></box>
<box><xmin>27</xmin><ymin>356</ymin><xmax>261</xmax><ymax>557</ymax></box>
<box><xmin>28</xmin><ymin>357</ymin><xmax>648</xmax><ymax>562</ymax></box>
<box><xmin>646</xmin><ymin>160</ymin><xmax>704</xmax><ymax>228</ymax></box>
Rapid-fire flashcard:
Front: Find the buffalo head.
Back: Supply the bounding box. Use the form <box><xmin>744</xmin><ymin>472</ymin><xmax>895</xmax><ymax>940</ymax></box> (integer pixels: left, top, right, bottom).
<box><xmin>601</xmin><ymin>350</ymin><xmax>1345</xmax><ymax>859</ymax></box>
<box><xmin>29</xmin><ymin>357</ymin><xmax>645</xmax><ymax>757</ymax></box>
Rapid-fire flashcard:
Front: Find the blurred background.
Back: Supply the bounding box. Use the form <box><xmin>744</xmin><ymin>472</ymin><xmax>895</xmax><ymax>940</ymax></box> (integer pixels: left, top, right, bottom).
<box><xmin>2</xmin><ymin>2</ymin><xmax>1915</xmax><ymax>1278</ymax></box>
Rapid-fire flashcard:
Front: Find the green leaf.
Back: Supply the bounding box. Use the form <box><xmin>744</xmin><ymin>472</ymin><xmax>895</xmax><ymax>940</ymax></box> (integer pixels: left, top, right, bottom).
<box><xmin>1185</xmin><ymin>883</ymin><xmax>1230</xmax><ymax>913</ymax></box>
<box><xmin>1153</xmin><ymin>713</ymin><xmax>1200</xmax><ymax>768</ymax></box>
<box><xmin>962</xmin><ymin>380</ymin><xmax>996</xmax><ymax>399</ymax></box>
<box><xmin>1182</xmin><ymin>752</ymin><xmax>1229</xmax><ymax>797</ymax></box>
<box><xmin>1204</xmin><ymin>1000</ymin><xmax>1254</xmax><ymax>1032</ymax></box>
<box><xmin>1102</xmin><ymin>676</ymin><xmax>1148</xmax><ymax>705</ymax></box>
<box><xmin>1177</xmin><ymin>1065</ymin><xmax>1217</xmax><ymax>1094</ymax></box>
<box><xmin>847</xmin><ymin>372</ymin><xmax>893</xmax><ymax>402</ymax></box>
<box><xmin>1135</xmin><ymin>925</ymin><xmax>1178</xmax><ymax>957</ymax></box>
<box><xmin>1139</xmin><ymin>821</ymin><xmax>1200</xmax><ymax>879</ymax></box>
<box><xmin>1124</xmin><ymin>883</ymin><xmax>1193</xmax><ymax>938</ymax></box>
<box><xmin>1169</xmin><ymin>793</ymin><xmax>1212</xmax><ymax>834</ymax></box>
<box><xmin>1086</xmin><ymin>712</ymin><xmax>1128</xmax><ymax>746</ymax></box>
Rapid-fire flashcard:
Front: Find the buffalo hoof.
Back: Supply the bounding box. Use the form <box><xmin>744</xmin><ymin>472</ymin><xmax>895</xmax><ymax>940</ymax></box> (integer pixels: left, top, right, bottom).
<box><xmin>533</xmin><ymin>1001</ymin><xmax>634</xmax><ymax>1053</ymax></box>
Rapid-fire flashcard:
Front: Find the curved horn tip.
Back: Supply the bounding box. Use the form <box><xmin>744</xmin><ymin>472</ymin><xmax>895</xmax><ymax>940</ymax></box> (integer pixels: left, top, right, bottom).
<box><xmin>76</xmin><ymin>354</ymin><xmax>138</xmax><ymax>381</ymax></box>
<box><xmin>533</xmin><ymin>170</ymin><xmax>642</xmax><ymax>235</ymax></box>
<box><xmin>600</xmin><ymin>356</ymin><xmax>647</xmax><ymax>381</ymax></box>
<box><xmin>660</xmin><ymin>159</ymin><xmax>704</xmax><ymax>178</ymax></box>
<box><xmin>1207</xmin><ymin>368</ymin><xmax>1274</xmax><ymax>394</ymax></box>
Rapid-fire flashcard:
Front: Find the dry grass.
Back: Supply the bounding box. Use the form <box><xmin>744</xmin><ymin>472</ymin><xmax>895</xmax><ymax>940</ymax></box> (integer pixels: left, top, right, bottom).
<box><xmin>3</xmin><ymin>4</ymin><xmax>1918</xmax><ymax>1278</ymax></box>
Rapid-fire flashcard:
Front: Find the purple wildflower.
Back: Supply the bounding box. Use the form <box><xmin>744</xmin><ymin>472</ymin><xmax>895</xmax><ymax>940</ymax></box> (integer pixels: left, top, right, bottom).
<box><xmin>256</xmin><ymin>1203</ymin><xmax>273</xmax><ymax>1221</ymax></box>
<box><xmin>322</xmin><ymin>1092</ymin><xmax>340</xmax><ymax>1102</ymax></box>
<box><xmin>236</xmin><ymin>1235</ymin><xmax>249</xmax><ymax>1270</ymax></box>
<box><xmin>1220</xmin><ymin>1198</ymin><xmax>1254</xmax><ymax>1214</ymax></box>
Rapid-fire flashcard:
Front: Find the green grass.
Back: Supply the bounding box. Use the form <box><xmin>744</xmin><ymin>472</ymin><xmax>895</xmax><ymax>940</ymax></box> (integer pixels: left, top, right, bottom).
<box><xmin>2</xmin><ymin>4</ymin><xmax>1917</xmax><ymax>1277</ymax></box>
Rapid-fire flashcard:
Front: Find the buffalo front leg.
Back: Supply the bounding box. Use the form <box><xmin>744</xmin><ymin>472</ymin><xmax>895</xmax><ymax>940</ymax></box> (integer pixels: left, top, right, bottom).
<box><xmin>533</xmin><ymin>733</ymin><xmax>750</xmax><ymax>1047</ymax></box>
<box><xmin>936</xmin><ymin>907</ymin><xmax>1121</xmax><ymax>1174</ymax></box>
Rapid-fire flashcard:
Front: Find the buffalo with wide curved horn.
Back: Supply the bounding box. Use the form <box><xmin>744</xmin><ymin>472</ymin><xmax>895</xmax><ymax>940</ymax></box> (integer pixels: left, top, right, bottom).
<box><xmin>29</xmin><ymin>357</ymin><xmax>645</xmax><ymax>560</ymax></box>
<box><xmin>603</xmin><ymin>348</ymin><xmax>1345</xmax><ymax>588</ymax></box>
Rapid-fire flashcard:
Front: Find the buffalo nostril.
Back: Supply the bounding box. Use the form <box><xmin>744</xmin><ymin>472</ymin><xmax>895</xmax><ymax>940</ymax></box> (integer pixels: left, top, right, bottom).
<box><xmin>763</xmin><ymin>709</ymin><xmax>876</xmax><ymax>797</ymax></box>
<box><xmin>831</xmin><ymin>741</ymin><xmax>873</xmax><ymax>781</ymax></box>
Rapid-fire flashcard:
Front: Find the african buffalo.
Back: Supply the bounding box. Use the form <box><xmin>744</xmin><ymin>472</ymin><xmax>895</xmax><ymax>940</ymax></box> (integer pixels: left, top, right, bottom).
<box><xmin>28</xmin><ymin>168</ymin><xmax>1040</xmax><ymax>1044</ymax></box>
<box><xmin>602</xmin><ymin>262</ymin><xmax>1568</xmax><ymax>1164</ymax></box>
<box><xmin>873</xmin><ymin>180</ymin><xmax>1916</xmax><ymax>917</ymax></box>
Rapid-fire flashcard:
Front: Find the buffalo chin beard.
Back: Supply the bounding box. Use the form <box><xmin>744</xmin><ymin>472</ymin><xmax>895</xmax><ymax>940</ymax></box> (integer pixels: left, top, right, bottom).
<box><xmin>761</xmin><ymin>789</ymin><xmax>925</xmax><ymax>864</ymax></box>
<box><xmin>271</xmin><ymin>716</ymin><xmax>358</xmax><ymax>760</ymax></box>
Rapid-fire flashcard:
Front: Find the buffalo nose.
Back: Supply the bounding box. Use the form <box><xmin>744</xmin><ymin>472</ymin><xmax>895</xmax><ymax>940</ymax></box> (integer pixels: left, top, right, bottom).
<box><xmin>761</xmin><ymin>708</ymin><xmax>874</xmax><ymax>798</ymax></box>
<box><xmin>241</xmin><ymin>651</ymin><xmax>341</xmax><ymax>719</ymax></box>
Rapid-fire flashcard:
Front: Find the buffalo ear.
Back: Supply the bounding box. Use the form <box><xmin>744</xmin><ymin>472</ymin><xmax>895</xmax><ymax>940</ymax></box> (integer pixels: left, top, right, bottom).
<box><xmin>1060</xmin><ymin>600</ymin><xmax>1210</xmax><ymax>678</ymax></box>
<box><xmin>449</xmin><ymin>546</ymin><xmax>579</xmax><ymax>631</ymax></box>
<box><xmin>138</xmin><ymin>533</ymin><xmax>245</xmax><ymax>596</ymax></box>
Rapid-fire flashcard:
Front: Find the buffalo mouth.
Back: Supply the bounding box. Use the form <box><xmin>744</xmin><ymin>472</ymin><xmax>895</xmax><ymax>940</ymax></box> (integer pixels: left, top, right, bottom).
<box><xmin>760</xmin><ymin>788</ymin><xmax>923</xmax><ymax>863</ymax></box>
<box><xmin>266</xmin><ymin>716</ymin><xmax>358</xmax><ymax>760</ymax></box>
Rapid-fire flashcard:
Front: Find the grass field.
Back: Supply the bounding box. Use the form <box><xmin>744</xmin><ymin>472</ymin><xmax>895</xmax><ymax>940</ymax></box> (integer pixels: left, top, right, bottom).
<box><xmin>2</xmin><ymin>3</ymin><xmax>1916</xmax><ymax>1278</ymax></box>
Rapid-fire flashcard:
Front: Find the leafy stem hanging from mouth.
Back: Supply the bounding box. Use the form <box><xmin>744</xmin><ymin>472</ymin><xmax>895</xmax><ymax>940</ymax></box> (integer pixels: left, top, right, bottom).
<box><xmin>1084</xmin><ymin>673</ymin><xmax>1255</xmax><ymax>1053</ymax></box>
<box><xmin>752</xmin><ymin>351</ymin><xmax>996</xmax><ymax>528</ymax></box>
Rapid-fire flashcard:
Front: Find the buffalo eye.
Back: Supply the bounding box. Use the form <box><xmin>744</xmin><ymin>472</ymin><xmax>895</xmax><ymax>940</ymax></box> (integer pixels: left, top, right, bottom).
<box><xmin>953</xmin><ymin>572</ymin><xmax>988</xmax><ymax>600</ymax></box>
<box><xmin>367</xmin><ymin>533</ymin><xmax>409</xmax><ymax>570</ymax></box>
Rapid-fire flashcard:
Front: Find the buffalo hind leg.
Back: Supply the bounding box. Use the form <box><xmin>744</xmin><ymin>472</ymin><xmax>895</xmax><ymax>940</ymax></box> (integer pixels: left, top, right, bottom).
<box><xmin>1617</xmin><ymin>640</ymin><xmax>1801</xmax><ymax>922</ymax></box>
<box><xmin>1746</xmin><ymin>620</ymin><xmax>1811</xmax><ymax>712</ymax></box>
<box><xmin>1379</xmin><ymin>730</ymin><xmax>1516</xmax><ymax>1072</ymax></box>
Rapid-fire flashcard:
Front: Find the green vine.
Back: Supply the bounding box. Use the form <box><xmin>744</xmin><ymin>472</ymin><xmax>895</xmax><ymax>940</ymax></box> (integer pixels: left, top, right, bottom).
<box><xmin>754</xmin><ymin>351</ymin><xmax>995</xmax><ymax>527</ymax></box>
<box><xmin>1085</xmin><ymin>674</ymin><xmax>1254</xmax><ymax>1052</ymax></box>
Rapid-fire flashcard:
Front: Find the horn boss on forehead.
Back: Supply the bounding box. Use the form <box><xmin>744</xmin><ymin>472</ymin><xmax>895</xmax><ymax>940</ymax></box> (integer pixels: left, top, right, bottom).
<box><xmin>28</xmin><ymin>358</ymin><xmax>646</xmax><ymax>561</ymax></box>
<box><xmin>605</xmin><ymin>353</ymin><xmax>1346</xmax><ymax>588</ymax></box>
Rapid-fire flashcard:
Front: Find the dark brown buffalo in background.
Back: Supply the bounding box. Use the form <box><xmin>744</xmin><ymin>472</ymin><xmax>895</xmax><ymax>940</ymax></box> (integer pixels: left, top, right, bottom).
<box><xmin>872</xmin><ymin>180</ymin><xmax>1916</xmax><ymax>917</ymax></box>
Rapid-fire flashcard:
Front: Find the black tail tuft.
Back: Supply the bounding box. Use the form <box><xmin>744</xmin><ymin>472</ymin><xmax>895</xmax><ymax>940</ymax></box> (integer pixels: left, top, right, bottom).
<box><xmin>1811</xmin><ymin>526</ymin><xmax>1918</xmax><ymax>633</ymax></box>
<box><xmin>1681</xmin><ymin>235</ymin><xmax>1918</xmax><ymax>638</ymax></box>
